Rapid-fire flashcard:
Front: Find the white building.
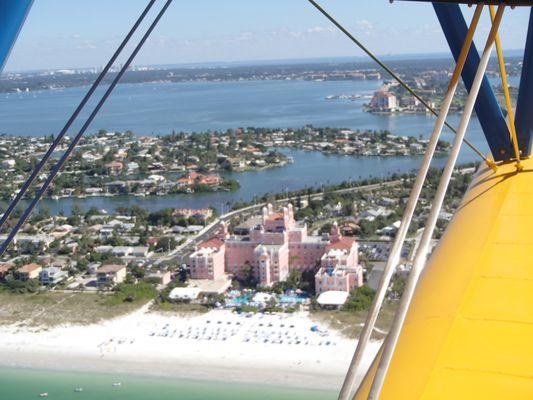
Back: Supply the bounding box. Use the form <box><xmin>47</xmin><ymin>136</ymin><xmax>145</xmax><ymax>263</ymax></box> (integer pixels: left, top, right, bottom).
<box><xmin>40</xmin><ymin>267</ymin><xmax>68</xmax><ymax>285</ymax></box>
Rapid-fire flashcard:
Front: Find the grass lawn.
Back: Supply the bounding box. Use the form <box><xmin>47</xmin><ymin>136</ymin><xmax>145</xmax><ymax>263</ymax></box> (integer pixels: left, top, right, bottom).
<box><xmin>0</xmin><ymin>285</ymin><xmax>154</xmax><ymax>328</ymax></box>
<box><xmin>310</xmin><ymin>301</ymin><xmax>398</xmax><ymax>340</ymax></box>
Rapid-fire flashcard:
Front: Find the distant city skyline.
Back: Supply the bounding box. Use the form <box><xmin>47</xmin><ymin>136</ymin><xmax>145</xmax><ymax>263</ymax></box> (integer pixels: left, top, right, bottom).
<box><xmin>3</xmin><ymin>0</ymin><xmax>531</xmax><ymax>72</ymax></box>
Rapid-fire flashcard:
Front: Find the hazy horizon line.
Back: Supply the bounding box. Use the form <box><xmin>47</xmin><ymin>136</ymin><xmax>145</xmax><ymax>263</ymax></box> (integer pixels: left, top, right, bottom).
<box><xmin>3</xmin><ymin>48</ymin><xmax>525</xmax><ymax>75</ymax></box>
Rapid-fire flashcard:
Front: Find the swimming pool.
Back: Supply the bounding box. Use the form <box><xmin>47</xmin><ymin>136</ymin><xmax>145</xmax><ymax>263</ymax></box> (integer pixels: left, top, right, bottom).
<box><xmin>279</xmin><ymin>294</ymin><xmax>309</xmax><ymax>304</ymax></box>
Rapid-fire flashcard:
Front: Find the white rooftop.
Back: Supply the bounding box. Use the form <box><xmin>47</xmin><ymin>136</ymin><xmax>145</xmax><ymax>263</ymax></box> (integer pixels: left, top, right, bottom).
<box><xmin>316</xmin><ymin>291</ymin><xmax>349</xmax><ymax>306</ymax></box>
<box><xmin>168</xmin><ymin>287</ymin><xmax>201</xmax><ymax>300</ymax></box>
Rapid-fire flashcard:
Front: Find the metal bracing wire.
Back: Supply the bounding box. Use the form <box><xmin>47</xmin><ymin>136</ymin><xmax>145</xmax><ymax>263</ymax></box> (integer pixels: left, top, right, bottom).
<box><xmin>306</xmin><ymin>0</ymin><xmax>494</xmax><ymax>168</ymax></box>
<box><xmin>365</xmin><ymin>6</ymin><xmax>506</xmax><ymax>400</ymax></box>
<box><xmin>336</xmin><ymin>5</ymin><xmax>484</xmax><ymax>400</ymax></box>
<box><xmin>0</xmin><ymin>0</ymin><xmax>157</xmax><ymax>232</ymax></box>
<box><xmin>490</xmin><ymin>5</ymin><xmax>523</xmax><ymax>171</ymax></box>
<box><xmin>0</xmin><ymin>0</ymin><xmax>174</xmax><ymax>257</ymax></box>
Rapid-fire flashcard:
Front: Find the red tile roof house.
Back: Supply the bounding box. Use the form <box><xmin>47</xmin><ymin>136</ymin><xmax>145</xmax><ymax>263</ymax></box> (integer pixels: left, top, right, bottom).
<box><xmin>198</xmin><ymin>175</ymin><xmax>221</xmax><ymax>186</ymax></box>
<box><xmin>16</xmin><ymin>263</ymin><xmax>42</xmax><ymax>281</ymax></box>
<box><xmin>176</xmin><ymin>172</ymin><xmax>201</xmax><ymax>187</ymax></box>
<box><xmin>105</xmin><ymin>161</ymin><xmax>123</xmax><ymax>175</ymax></box>
<box><xmin>177</xmin><ymin>172</ymin><xmax>221</xmax><ymax>188</ymax></box>
<box><xmin>0</xmin><ymin>262</ymin><xmax>14</xmax><ymax>281</ymax></box>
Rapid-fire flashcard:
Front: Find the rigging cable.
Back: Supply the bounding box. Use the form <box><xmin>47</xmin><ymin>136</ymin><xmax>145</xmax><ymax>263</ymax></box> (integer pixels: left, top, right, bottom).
<box><xmin>0</xmin><ymin>0</ymin><xmax>174</xmax><ymax>257</ymax></box>
<box><xmin>306</xmin><ymin>0</ymin><xmax>496</xmax><ymax>170</ymax></box>
<box><xmin>336</xmin><ymin>5</ymin><xmax>484</xmax><ymax>400</ymax></box>
<box><xmin>489</xmin><ymin>5</ymin><xmax>523</xmax><ymax>171</ymax></box>
<box><xmin>0</xmin><ymin>0</ymin><xmax>158</xmax><ymax>232</ymax></box>
<box><xmin>366</xmin><ymin>6</ymin><xmax>506</xmax><ymax>400</ymax></box>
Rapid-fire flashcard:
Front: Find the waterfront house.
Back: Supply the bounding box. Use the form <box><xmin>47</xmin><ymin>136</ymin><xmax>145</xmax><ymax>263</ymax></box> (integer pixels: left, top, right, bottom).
<box><xmin>105</xmin><ymin>180</ymin><xmax>128</xmax><ymax>194</ymax></box>
<box><xmin>39</xmin><ymin>266</ymin><xmax>68</xmax><ymax>285</ymax></box>
<box><xmin>96</xmin><ymin>264</ymin><xmax>126</xmax><ymax>286</ymax></box>
<box><xmin>368</xmin><ymin>90</ymin><xmax>398</xmax><ymax>112</ymax></box>
<box><xmin>147</xmin><ymin>174</ymin><xmax>165</xmax><ymax>183</ymax></box>
<box><xmin>177</xmin><ymin>172</ymin><xmax>221</xmax><ymax>188</ymax></box>
<box><xmin>177</xmin><ymin>172</ymin><xmax>197</xmax><ymax>187</ymax></box>
<box><xmin>228</xmin><ymin>157</ymin><xmax>246</xmax><ymax>169</ymax></box>
<box><xmin>84</xmin><ymin>187</ymin><xmax>104</xmax><ymax>196</ymax></box>
<box><xmin>16</xmin><ymin>263</ymin><xmax>42</xmax><ymax>281</ymax></box>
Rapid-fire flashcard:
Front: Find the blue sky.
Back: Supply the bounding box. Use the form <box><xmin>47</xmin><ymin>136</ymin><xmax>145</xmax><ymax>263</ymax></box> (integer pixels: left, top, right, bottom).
<box><xmin>4</xmin><ymin>0</ymin><xmax>531</xmax><ymax>71</ymax></box>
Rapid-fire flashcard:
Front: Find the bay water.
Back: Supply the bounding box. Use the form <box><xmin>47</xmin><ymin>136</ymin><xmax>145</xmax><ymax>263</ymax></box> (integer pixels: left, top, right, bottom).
<box><xmin>0</xmin><ymin>78</ymin><xmax>508</xmax><ymax>214</ymax></box>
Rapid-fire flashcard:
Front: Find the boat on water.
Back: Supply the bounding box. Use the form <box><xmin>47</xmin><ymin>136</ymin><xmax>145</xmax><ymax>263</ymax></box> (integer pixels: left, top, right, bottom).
<box><xmin>74</xmin><ymin>387</ymin><xmax>83</xmax><ymax>392</ymax></box>
<box><xmin>112</xmin><ymin>382</ymin><xmax>122</xmax><ymax>387</ymax></box>
<box><xmin>39</xmin><ymin>393</ymin><xmax>48</xmax><ymax>398</ymax></box>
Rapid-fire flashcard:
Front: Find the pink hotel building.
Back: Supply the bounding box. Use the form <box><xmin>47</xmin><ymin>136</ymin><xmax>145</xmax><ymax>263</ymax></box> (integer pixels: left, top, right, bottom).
<box><xmin>189</xmin><ymin>204</ymin><xmax>363</xmax><ymax>294</ymax></box>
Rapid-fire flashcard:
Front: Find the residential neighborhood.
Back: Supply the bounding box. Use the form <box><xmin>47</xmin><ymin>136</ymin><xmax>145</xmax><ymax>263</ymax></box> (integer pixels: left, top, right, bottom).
<box><xmin>0</xmin><ymin>164</ymin><xmax>473</xmax><ymax>312</ymax></box>
<box><xmin>0</xmin><ymin>127</ymin><xmax>452</xmax><ymax>203</ymax></box>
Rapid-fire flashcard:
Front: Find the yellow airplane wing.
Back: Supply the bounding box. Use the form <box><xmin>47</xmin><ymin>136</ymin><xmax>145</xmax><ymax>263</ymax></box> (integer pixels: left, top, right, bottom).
<box><xmin>355</xmin><ymin>159</ymin><xmax>533</xmax><ymax>399</ymax></box>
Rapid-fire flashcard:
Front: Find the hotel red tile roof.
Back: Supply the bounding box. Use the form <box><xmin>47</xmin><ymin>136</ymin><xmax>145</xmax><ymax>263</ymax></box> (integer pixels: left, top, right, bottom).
<box><xmin>265</xmin><ymin>212</ymin><xmax>284</xmax><ymax>221</ymax></box>
<box><xmin>326</xmin><ymin>237</ymin><xmax>355</xmax><ymax>251</ymax></box>
<box><xmin>198</xmin><ymin>238</ymin><xmax>224</xmax><ymax>249</ymax></box>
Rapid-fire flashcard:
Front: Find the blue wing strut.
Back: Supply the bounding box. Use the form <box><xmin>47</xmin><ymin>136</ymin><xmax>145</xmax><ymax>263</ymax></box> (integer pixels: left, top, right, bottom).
<box><xmin>0</xmin><ymin>0</ymin><xmax>34</xmax><ymax>73</ymax></box>
<box><xmin>433</xmin><ymin>3</ymin><xmax>513</xmax><ymax>162</ymax></box>
<box><xmin>515</xmin><ymin>9</ymin><xmax>533</xmax><ymax>157</ymax></box>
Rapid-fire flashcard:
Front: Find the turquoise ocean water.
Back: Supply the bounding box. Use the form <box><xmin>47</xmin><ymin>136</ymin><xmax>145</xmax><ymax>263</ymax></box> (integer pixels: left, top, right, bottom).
<box><xmin>0</xmin><ymin>367</ymin><xmax>335</xmax><ymax>400</ymax></box>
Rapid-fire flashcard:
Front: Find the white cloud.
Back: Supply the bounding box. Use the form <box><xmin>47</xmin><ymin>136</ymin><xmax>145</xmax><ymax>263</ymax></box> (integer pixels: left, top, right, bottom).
<box><xmin>356</xmin><ymin>20</ymin><xmax>374</xmax><ymax>31</ymax></box>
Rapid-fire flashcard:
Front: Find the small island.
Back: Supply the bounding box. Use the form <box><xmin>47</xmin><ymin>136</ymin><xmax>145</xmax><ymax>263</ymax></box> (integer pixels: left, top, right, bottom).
<box><xmin>0</xmin><ymin>126</ymin><xmax>448</xmax><ymax>201</ymax></box>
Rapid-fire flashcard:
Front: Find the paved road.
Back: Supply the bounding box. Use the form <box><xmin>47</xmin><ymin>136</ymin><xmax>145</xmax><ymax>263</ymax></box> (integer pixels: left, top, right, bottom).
<box><xmin>155</xmin><ymin>179</ymin><xmax>402</xmax><ymax>267</ymax></box>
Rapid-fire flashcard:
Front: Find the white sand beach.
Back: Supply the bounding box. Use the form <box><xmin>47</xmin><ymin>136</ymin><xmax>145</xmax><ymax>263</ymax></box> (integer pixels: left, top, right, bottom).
<box><xmin>0</xmin><ymin>306</ymin><xmax>381</xmax><ymax>390</ymax></box>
